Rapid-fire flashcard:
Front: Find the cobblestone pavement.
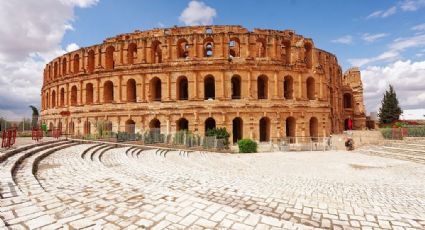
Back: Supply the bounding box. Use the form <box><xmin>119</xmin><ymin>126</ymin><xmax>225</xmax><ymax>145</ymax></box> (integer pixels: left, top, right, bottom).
<box><xmin>1</xmin><ymin>141</ymin><xmax>425</xmax><ymax>229</ymax></box>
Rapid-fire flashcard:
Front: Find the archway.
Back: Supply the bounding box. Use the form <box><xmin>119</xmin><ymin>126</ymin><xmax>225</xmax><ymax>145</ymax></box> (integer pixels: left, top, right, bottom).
<box><xmin>304</xmin><ymin>42</ymin><xmax>313</xmax><ymax>68</ymax></box>
<box><xmin>343</xmin><ymin>93</ymin><xmax>352</xmax><ymax>108</ymax></box>
<box><xmin>149</xmin><ymin>118</ymin><xmax>161</xmax><ymax>129</ymax></box>
<box><xmin>150</xmin><ymin>77</ymin><xmax>162</xmax><ymax>101</ymax></box>
<box><xmin>307</xmin><ymin>77</ymin><xmax>315</xmax><ymax>100</ymax></box>
<box><xmin>232</xmin><ymin>117</ymin><xmax>243</xmax><ymax>143</ymax></box>
<box><xmin>176</xmin><ymin>118</ymin><xmax>189</xmax><ymax>131</ymax></box>
<box><xmin>73</xmin><ymin>54</ymin><xmax>80</xmax><ymax>73</ymax></box>
<box><xmin>257</xmin><ymin>75</ymin><xmax>268</xmax><ymax>99</ymax></box>
<box><xmin>127</xmin><ymin>79</ymin><xmax>136</xmax><ymax>102</ymax></box>
<box><xmin>87</xmin><ymin>50</ymin><xmax>95</xmax><ymax>73</ymax></box>
<box><xmin>152</xmin><ymin>41</ymin><xmax>162</xmax><ymax>63</ymax></box>
<box><xmin>204</xmin><ymin>117</ymin><xmax>216</xmax><ymax>135</ymax></box>
<box><xmin>103</xmin><ymin>81</ymin><xmax>114</xmax><ymax>103</ymax></box>
<box><xmin>177</xmin><ymin>76</ymin><xmax>189</xmax><ymax>100</ymax></box>
<box><xmin>127</xmin><ymin>43</ymin><xmax>137</xmax><ymax>64</ymax></box>
<box><xmin>60</xmin><ymin>88</ymin><xmax>65</xmax><ymax>107</ymax></box>
<box><xmin>84</xmin><ymin>121</ymin><xmax>91</xmax><ymax>135</ymax></box>
<box><xmin>62</xmin><ymin>58</ymin><xmax>67</xmax><ymax>75</ymax></box>
<box><xmin>283</xmin><ymin>75</ymin><xmax>294</xmax><ymax>99</ymax></box>
<box><xmin>286</xmin><ymin>117</ymin><xmax>296</xmax><ymax>143</ymax></box>
<box><xmin>86</xmin><ymin>83</ymin><xmax>93</xmax><ymax>104</ymax></box>
<box><xmin>177</xmin><ymin>38</ymin><xmax>189</xmax><ymax>58</ymax></box>
<box><xmin>229</xmin><ymin>38</ymin><xmax>240</xmax><ymax>57</ymax></box>
<box><xmin>125</xmin><ymin>119</ymin><xmax>135</xmax><ymax>135</ymax></box>
<box><xmin>309</xmin><ymin>117</ymin><xmax>318</xmax><ymax>142</ymax></box>
<box><xmin>203</xmin><ymin>38</ymin><xmax>214</xmax><ymax>57</ymax></box>
<box><xmin>204</xmin><ymin>75</ymin><xmax>215</xmax><ymax>99</ymax></box>
<box><xmin>105</xmin><ymin>46</ymin><xmax>115</xmax><ymax>70</ymax></box>
<box><xmin>259</xmin><ymin>117</ymin><xmax>270</xmax><ymax>142</ymax></box>
<box><xmin>51</xmin><ymin>90</ymin><xmax>56</xmax><ymax>108</ymax></box>
<box><xmin>231</xmin><ymin>75</ymin><xmax>241</xmax><ymax>99</ymax></box>
<box><xmin>70</xmin><ymin>86</ymin><xmax>78</xmax><ymax>105</ymax></box>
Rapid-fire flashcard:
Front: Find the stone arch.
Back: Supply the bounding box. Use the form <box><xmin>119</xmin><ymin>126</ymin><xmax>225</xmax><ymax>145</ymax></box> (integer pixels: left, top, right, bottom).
<box><xmin>87</xmin><ymin>49</ymin><xmax>95</xmax><ymax>73</ymax></box>
<box><xmin>205</xmin><ymin>117</ymin><xmax>216</xmax><ymax>135</ymax></box>
<box><xmin>127</xmin><ymin>43</ymin><xmax>137</xmax><ymax>64</ymax></box>
<box><xmin>70</xmin><ymin>86</ymin><xmax>78</xmax><ymax>106</ymax></box>
<box><xmin>304</xmin><ymin>42</ymin><xmax>313</xmax><ymax>68</ymax></box>
<box><xmin>46</xmin><ymin>92</ymin><xmax>50</xmax><ymax>109</ymax></box>
<box><xmin>84</xmin><ymin>121</ymin><xmax>91</xmax><ymax>135</ymax></box>
<box><xmin>151</xmin><ymin>40</ymin><xmax>162</xmax><ymax>63</ymax></box>
<box><xmin>69</xmin><ymin>121</ymin><xmax>75</xmax><ymax>136</ymax></box>
<box><xmin>306</xmin><ymin>77</ymin><xmax>315</xmax><ymax>100</ymax></box>
<box><xmin>259</xmin><ymin>117</ymin><xmax>270</xmax><ymax>142</ymax></box>
<box><xmin>51</xmin><ymin>90</ymin><xmax>56</xmax><ymax>108</ymax></box>
<box><xmin>125</xmin><ymin>119</ymin><xmax>136</xmax><ymax>135</ymax></box>
<box><xmin>58</xmin><ymin>121</ymin><xmax>62</xmax><ymax>131</ymax></box>
<box><xmin>86</xmin><ymin>83</ymin><xmax>94</xmax><ymax>104</ymax></box>
<box><xmin>105</xmin><ymin>46</ymin><xmax>115</xmax><ymax>70</ymax></box>
<box><xmin>149</xmin><ymin>118</ymin><xmax>161</xmax><ymax>129</ymax></box>
<box><xmin>177</xmin><ymin>38</ymin><xmax>189</xmax><ymax>58</ymax></box>
<box><xmin>150</xmin><ymin>77</ymin><xmax>162</xmax><ymax>101</ymax></box>
<box><xmin>203</xmin><ymin>37</ymin><xmax>214</xmax><ymax>57</ymax></box>
<box><xmin>231</xmin><ymin>75</ymin><xmax>241</xmax><ymax>99</ymax></box>
<box><xmin>60</xmin><ymin>88</ymin><xmax>65</xmax><ymax>107</ymax></box>
<box><xmin>229</xmin><ymin>37</ymin><xmax>240</xmax><ymax>58</ymax></box>
<box><xmin>176</xmin><ymin>118</ymin><xmax>189</xmax><ymax>131</ymax></box>
<box><xmin>283</xmin><ymin>75</ymin><xmax>294</xmax><ymax>99</ymax></box>
<box><xmin>281</xmin><ymin>40</ymin><xmax>291</xmax><ymax>64</ymax></box>
<box><xmin>343</xmin><ymin>93</ymin><xmax>352</xmax><ymax>108</ymax></box>
<box><xmin>127</xmin><ymin>79</ymin><xmax>137</xmax><ymax>102</ymax></box>
<box><xmin>204</xmin><ymin>75</ymin><xmax>215</xmax><ymax>100</ymax></box>
<box><xmin>73</xmin><ymin>54</ymin><xmax>80</xmax><ymax>73</ymax></box>
<box><xmin>257</xmin><ymin>38</ymin><xmax>267</xmax><ymax>57</ymax></box>
<box><xmin>257</xmin><ymin>75</ymin><xmax>268</xmax><ymax>99</ymax></box>
<box><xmin>62</xmin><ymin>58</ymin><xmax>67</xmax><ymax>75</ymax></box>
<box><xmin>286</xmin><ymin>116</ymin><xmax>296</xmax><ymax>143</ymax></box>
<box><xmin>54</xmin><ymin>62</ymin><xmax>58</xmax><ymax>78</ymax></box>
<box><xmin>309</xmin><ymin>117</ymin><xmax>318</xmax><ymax>141</ymax></box>
<box><xmin>177</xmin><ymin>76</ymin><xmax>189</xmax><ymax>100</ymax></box>
<box><xmin>232</xmin><ymin>117</ymin><xmax>243</xmax><ymax>143</ymax></box>
<box><xmin>103</xmin><ymin>81</ymin><xmax>114</xmax><ymax>103</ymax></box>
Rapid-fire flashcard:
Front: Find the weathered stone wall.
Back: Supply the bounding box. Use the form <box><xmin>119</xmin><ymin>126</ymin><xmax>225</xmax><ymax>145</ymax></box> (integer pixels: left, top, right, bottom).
<box><xmin>40</xmin><ymin>25</ymin><xmax>366</xmax><ymax>143</ymax></box>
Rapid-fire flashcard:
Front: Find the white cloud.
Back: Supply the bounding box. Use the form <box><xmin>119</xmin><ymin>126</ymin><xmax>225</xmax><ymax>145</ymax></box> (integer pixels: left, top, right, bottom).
<box><xmin>400</xmin><ymin>0</ymin><xmax>425</xmax><ymax>11</ymax></box>
<box><xmin>179</xmin><ymin>1</ymin><xmax>217</xmax><ymax>26</ymax></box>
<box><xmin>66</xmin><ymin>43</ymin><xmax>80</xmax><ymax>52</ymax></box>
<box><xmin>361</xmin><ymin>60</ymin><xmax>425</xmax><ymax>113</ymax></box>
<box><xmin>366</xmin><ymin>6</ymin><xmax>397</xmax><ymax>19</ymax></box>
<box><xmin>331</xmin><ymin>35</ymin><xmax>353</xmax><ymax>45</ymax></box>
<box><xmin>0</xmin><ymin>0</ymin><xmax>98</xmax><ymax>120</ymax></box>
<box><xmin>362</xmin><ymin>33</ymin><xmax>389</xmax><ymax>43</ymax></box>
<box><xmin>411</xmin><ymin>23</ymin><xmax>425</xmax><ymax>31</ymax></box>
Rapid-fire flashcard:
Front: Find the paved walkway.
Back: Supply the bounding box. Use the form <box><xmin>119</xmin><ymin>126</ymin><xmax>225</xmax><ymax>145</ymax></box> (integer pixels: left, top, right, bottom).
<box><xmin>1</xmin><ymin>141</ymin><xmax>425</xmax><ymax>229</ymax></box>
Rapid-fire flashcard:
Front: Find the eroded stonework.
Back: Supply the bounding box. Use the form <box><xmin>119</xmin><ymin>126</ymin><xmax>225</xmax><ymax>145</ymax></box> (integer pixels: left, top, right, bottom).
<box><xmin>40</xmin><ymin>25</ymin><xmax>366</xmax><ymax>142</ymax></box>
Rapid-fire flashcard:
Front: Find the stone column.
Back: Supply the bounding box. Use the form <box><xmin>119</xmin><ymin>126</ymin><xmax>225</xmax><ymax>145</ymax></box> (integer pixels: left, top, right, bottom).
<box><xmin>273</xmin><ymin>71</ymin><xmax>278</xmax><ymax>99</ymax></box>
<box><xmin>118</xmin><ymin>75</ymin><xmax>122</xmax><ymax>103</ymax></box>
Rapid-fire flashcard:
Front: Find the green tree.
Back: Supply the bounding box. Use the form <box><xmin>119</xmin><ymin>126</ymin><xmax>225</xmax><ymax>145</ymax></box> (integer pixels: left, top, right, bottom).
<box><xmin>29</xmin><ymin>105</ymin><xmax>39</xmax><ymax>127</ymax></box>
<box><xmin>378</xmin><ymin>85</ymin><xmax>402</xmax><ymax>124</ymax></box>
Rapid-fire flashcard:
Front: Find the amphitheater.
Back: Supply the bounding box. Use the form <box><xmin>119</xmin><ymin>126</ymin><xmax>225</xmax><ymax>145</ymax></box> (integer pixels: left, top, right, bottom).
<box><xmin>40</xmin><ymin>25</ymin><xmax>366</xmax><ymax>142</ymax></box>
<box><xmin>1</xmin><ymin>138</ymin><xmax>425</xmax><ymax>229</ymax></box>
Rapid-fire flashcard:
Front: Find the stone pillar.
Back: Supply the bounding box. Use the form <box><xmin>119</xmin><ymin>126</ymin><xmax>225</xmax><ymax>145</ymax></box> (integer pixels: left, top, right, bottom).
<box><xmin>194</xmin><ymin>71</ymin><xmax>199</xmax><ymax>100</ymax></box>
<box><xmin>118</xmin><ymin>75</ymin><xmax>122</xmax><ymax>103</ymax></box>
<box><xmin>141</xmin><ymin>39</ymin><xmax>146</xmax><ymax>63</ymax></box>
<box><xmin>298</xmin><ymin>74</ymin><xmax>303</xmax><ymax>100</ymax></box>
<box><xmin>166</xmin><ymin>73</ymin><xmax>171</xmax><ymax>101</ymax></box>
<box><xmin>96</xmin><ymin>79</ymin><xmax>100</xmax><ymax>103</ymax></box>
<box><xmin>221</xmin><ymin>71</ymin><xmax>225</xmax><ymax>99</ymax></box>
<box><xmin>79</xmin><ymin>81</ymin><xmax>83</xmax><ymax>105</ymax></box>
<box><xmin>248</xmin><ymin>71</ymin><xmax>252</xmax><ymax>99</ymax></box>
<box><xmin>273</xmin><ymin>72</ymin><xmax>278</xmax><ymax>99</ymax></box>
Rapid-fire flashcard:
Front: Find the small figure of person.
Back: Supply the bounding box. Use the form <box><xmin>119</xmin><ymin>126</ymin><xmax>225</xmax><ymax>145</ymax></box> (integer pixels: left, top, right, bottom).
<box><xmin>345</xmin><ymin>137</ymin><xmax>354</xmax><ymax>151</ymax></box>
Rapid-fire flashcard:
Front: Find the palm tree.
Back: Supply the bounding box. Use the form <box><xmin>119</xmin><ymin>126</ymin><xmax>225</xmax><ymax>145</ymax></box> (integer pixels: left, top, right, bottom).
<box><xmin>29</xmin><ymin>105</ymin><xmax>39</xmax><ymax>128</ymax></box>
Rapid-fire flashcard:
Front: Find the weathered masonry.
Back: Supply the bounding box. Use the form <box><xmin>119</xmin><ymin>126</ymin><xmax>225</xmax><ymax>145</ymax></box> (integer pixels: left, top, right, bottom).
<box><xmin>41</xmin><ymin>25</ymin><xmax>366</xmax><ymax>143</ymax></box>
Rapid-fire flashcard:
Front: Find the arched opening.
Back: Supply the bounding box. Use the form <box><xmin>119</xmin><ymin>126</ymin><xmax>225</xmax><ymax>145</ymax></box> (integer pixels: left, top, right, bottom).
<box><xmin>257</xmin><ymin>38</ymin><xmax>266</xmax><ymax>57</ymax></box>
<box><xmin>307</xmin><ymin>77</ymin><xmax>315</xmax><ymax>100</ymax></box>
<box><xmin>69</xmin><ymin>121</ymin><xmax>75</xmax><ymax>136</ymax></box>
<box><xmin>73</xmin><ymin>54</ymin><xmax>80</xmax><ymax>73</ymax></box>
<box><xmin>231</xmin><ymin>75</ymin><xmax>241</xmax><ymax>99</ymax></box>
<box><xmin>51</xmin><ymin>90</ymin><xmax>56</xmax><ymax>108</ymax></box>
<box><xmin>103</xmin><ymin>81</ymin><xmax>114</xmax><ymax>103</ymax></box>
<box><xmin>259</xmin><ymin>117</ymin><xmax>270</xmax><ymax>142</ymax></box>
<box><xmin>152</xmin><ymin>41</ymin><xmax>162</xmax><ymax>63</ymax></box>
<box><xmin>46</xmin><ymin>92</ymin><xmax>49</xmax><ymax>109</ymax></box>
<box><xmin>204</xmin><ymin>75</ymin><xmax>215</xmax><ymax>100</ymax></box>
<box><xmin>204</xmin><ymin>117</ymin><xmax>216</xmax><ymax>135</ymax></box>
<box><xmin>70</xmin><ymin>86</ymin><xmax>77</xmax><ymax>106</ymax></box>
<box><xmin>58</xmin><ymin>121</ymin><xmax>62</xmax><ymax>131</ymax></box>
<box><xmin>281</xmin><ymin>40</ymin><xmax>291</xmax><ymax>64</ymax></box>
<box><xmin>176</xmin><ymin>118</ymin><xmax>189</xmax><ymax>131</ymax></box>
<box><xmin>343</xmin><ymin>93</ymin><xmax>352</xmax><ymax>108</ymax></box>
<box><xmin>49</xmin><ymin>122</ymin><xmax>54</xmax><ymax>131</ymax></box>
<box><xmin>86</xmin><ymin>83</ymin><xmax>93</xmax><ymax>104</ymax></box>
<box><xmin>60</xmin><ymin>88</ymin><xmax>65</xmax><ymax>107</ymax></box>
<box><xmin>105</xmin><ymin>46</ymin><xmax>115</xmax><ymax>70</ymax></box>
<box><xmin>177</xmin><ymin>76</ymin><xmax>188</xmax><ymax>100</ymax></box>
<box><xmin>47</xmin><ymin>66</ymin><xmax>51</xmax><ymax>81</ymax></box>
<box><xmin>127</xmin><ymin>79</ymin><xmax>136</xmax><ymax>102</ymax></box>
<box><xmin>84</xmin><ymin>121</ymin><xmax>91</xmax><ymax>135</ymax></box>
<box><xmin>309</xmin><ymin>117</ymin><xmax>318</xmax><ymax>141</ymax></box>
<box><xmin>344</xmin><ymin>118</ymin><xmax>353</xmax><ymax>130</ymax></box>
<box><xmin>232</xmin><ymin>117</ymin><xmax>243</xmax><ymax>143</ymax></box>
<box><xmin>62</xmin><ymin>58</ymin><xmax>67</xmax><ymax>75</ymax></box>
<box><xmin>229</xmin><ymin>38</ymin><xmax>240</xmax><ymax>58</ymax></box>
<box><xmin>149</xmin><ymin>118</ymin><xmax>161</xmax><ymax>129</ymax></box>
<box><xmin>204</xmin><ymin>38</ymin><xmax>214</xmax><ymax>57</ymax></box>
<box><xmin>304</xmin><ymin>42</ymin><xmax>313</xmax><ymax>68</ymax></box>
<box><xmin>286</xmin><ymin>117</ymin><xmax>296</xmax><ymax>143</ymax></box>
<box><xmin>283</xmin><ymin>75</ymin><xmax>294</xmax><ymax>99</ymax></box>
<box><xmin>125</xmin><ymin>119</ymin><xmax>135</xmax><ymax>135</ymax></box>
<box><xmin>54</xmin><ymin>62</ymin><xmax>58</xmax><ymax>78</ymax></box>
<box><xmin>150</xmin><ymin>77</ymin><xmax>162</xmax><ymax>101</ymax></box>
<box><xmin>177</xmin><ymin>39</ymin><xmax>189</xmax><ymax>58</ymax></box>
<box><xmin>257</xmin><ymin>75</ymin><xmax>268</xmax><ymax>99</ymax></box>
<box><xmin>88</xmin><ymin>50</ymin><xmax>95</xmax><ymax>73</ymax></box>
<box><xmin>127</xmin><ymin>43</ymin><xmax>137</xmax><ymax>64</ymax></box>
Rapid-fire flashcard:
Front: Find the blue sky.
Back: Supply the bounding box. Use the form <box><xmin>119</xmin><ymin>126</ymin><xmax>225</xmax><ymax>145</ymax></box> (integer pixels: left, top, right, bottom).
<box><xmin>0</xmin><ymin>0</ymin><xmax>425</xmax><ymax>119</ymax></box>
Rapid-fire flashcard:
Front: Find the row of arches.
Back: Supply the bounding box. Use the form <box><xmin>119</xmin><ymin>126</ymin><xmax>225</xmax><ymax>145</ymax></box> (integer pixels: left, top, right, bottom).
<box><xmin>46</xmin><ymin>38</ymin><xmax>314</xmax><ymax>81</ymax></box>
<box><xmin>44</xmin><ymin>75</ymin><xmax>317</xmax><ymax>109</ymax></box>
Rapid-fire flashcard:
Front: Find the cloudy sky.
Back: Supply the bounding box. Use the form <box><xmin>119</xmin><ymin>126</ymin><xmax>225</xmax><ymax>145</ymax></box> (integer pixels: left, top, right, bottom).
<box><xmin>1</xmin><ymin>0</ymin><xmax>425</xmax><ymax>120</ymax></box>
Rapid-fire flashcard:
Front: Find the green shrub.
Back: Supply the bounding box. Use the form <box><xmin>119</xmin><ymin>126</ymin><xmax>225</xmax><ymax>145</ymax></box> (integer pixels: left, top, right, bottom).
<box><xmin>206</xmin><ymin>127</ymin><xmax>230</xmax><ymax>147</ymax></box>
<box><xmin>237</xmin><ymin>139</ymin><xmax>257</xmax><ymax>153</ymax></box>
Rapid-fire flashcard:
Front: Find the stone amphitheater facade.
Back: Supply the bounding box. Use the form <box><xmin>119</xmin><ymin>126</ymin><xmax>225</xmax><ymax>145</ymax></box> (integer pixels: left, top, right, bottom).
<box><xmin>40</xmin><ymin>25</ymin><xmax>366</xmax><ymax>143</ymax></box>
